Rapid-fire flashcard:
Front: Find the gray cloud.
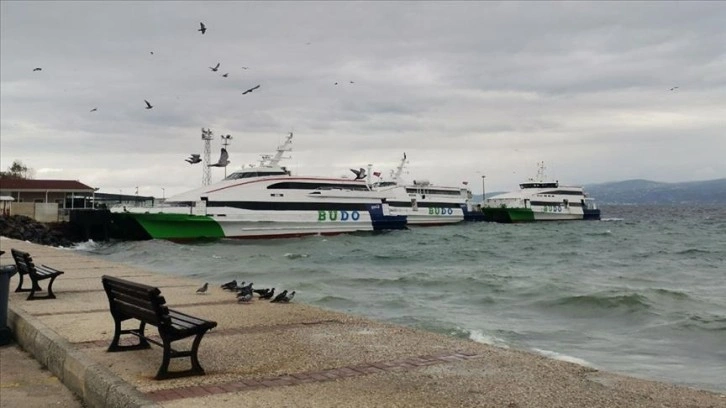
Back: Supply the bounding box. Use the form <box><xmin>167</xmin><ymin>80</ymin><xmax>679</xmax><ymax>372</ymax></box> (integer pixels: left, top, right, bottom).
<box><xmin>1</xmin><ymin>2</ymin><xmax>724</xmax><ymax>197</ymax></box>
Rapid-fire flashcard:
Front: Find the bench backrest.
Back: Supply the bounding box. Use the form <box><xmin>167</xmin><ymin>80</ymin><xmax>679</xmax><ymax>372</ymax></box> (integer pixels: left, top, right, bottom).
<box><xmin>102</xmin><ymin>275</ymin><xmax>171</xmax><ymax>328</ymax></box>
<box><xmin>11</xmin><ymin>249</ymin><xmax>35</xmax><ymax>277</ymax></box>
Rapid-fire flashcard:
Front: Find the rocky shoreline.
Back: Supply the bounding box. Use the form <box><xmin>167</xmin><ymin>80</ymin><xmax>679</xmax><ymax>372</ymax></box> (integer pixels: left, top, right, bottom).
<box><xmin>0</xmin><ymin>215</ymin><xmax>82</xmax><ymax>247</ymax></box>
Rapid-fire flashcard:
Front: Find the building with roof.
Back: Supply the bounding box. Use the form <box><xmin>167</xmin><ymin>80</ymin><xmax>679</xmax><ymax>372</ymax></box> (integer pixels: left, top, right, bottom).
<box><xmin>0</xmin><ymin>178</ymin><xmax>97</xmax><ymax>221</ymax></box>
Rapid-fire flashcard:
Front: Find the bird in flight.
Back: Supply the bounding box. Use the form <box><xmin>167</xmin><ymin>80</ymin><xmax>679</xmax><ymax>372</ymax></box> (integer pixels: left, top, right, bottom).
<box><xmin>150</xmin><ymin>51</ymin><xmax>154</xmax><ymax>55</ymax></box>
<box><xmin>669</xmin><ymin>86</ymin><xmax>679</xmax><ymax>91</ymax></box>
<box><xmin>144</xmin><ymin>100</ymin><xmax>153</xmax><ymax>109</ymax></box>
<box><xmin>198</xmin><ymin>22</ymin><xmax>206</xmax><ymax>34</ymax></box>
<box><xmin>242</xmin><ymin>84</ymin><xmax>260</xmax><ymax>95</ymax></box>
<box><xmin>222</xmin><ymin>73</ymin><xmax>229</xmax><ymax>78</ymax></box>
<box><xmin>334</xmin><ymin>82</ymin><xmax>338</xmax><ymax>85</ymax></box>
<box><xmin>90</xmin><ymin>108</ymin><xmax>97</xmax><ymax>112</ymax></box>
<box><xmin>350</xmin><ymin>168</ymin><xmax>366</xmax><ymax>180</ymax></box>
<box><xmin>210</xmin><ymin>63</ymin><xmax>220</xmax><ymax>72</ymax></box>
<box><xmin>241</xmin><ymin>66</ymin><xmax>249</xmax><ymax>70</ymax></box>
<box><xmin>196</xmin><ymin>282</ymin><xmax>208</xmax><ymax>294</ymax></box>
<box><xmin>185</xmin><ymin>154</ymin><xmax>202</xmax><ymax>164</ymax></box>
<box><xmin>208</xmin><ymin>148</ymin><xmax>230</xmax><ymax>167</ymax></box>
<box><xmin>33</xmin><ymin>67</ymin><xmax>42</xmax><ymax>71</ymax></box>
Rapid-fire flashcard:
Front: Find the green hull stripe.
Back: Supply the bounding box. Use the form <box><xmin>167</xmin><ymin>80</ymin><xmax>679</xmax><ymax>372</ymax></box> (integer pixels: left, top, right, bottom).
<box><xmin>483</xmin><ymin>207</ymin><xmax>535</xmax><ymax>223</ymax></box>
<box><xmin>131</xmin><ymin>213</ymin><xmax>225</xmax><ymax>239</ymax></box>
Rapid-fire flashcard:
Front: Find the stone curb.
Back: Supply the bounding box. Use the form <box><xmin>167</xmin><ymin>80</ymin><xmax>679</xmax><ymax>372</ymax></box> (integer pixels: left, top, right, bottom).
<box><xmin>7</xmin><ymin>304</ymin><xmax>160</xmax><ymax>408</ymax></box>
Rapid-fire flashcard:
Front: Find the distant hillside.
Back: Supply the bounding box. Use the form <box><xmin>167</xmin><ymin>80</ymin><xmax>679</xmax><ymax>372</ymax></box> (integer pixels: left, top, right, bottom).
<box><xmin>584</xmin><ymin>179</ymin><xmax>726</xmax><ymax>205</ymax></box>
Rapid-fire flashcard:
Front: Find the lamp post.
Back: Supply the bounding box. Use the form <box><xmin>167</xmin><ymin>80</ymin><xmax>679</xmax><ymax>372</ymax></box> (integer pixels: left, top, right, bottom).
<box><xmin>481</xmin><ymin>175</ymin><xmax>486</xmax><ymax>204</ymax></box>
<box><xmin>161</xmin><ymin>187</ymin><xmax>165</xmax><ymax>200</ymax></box>
<box><xmin>221</xmin><ymin>134</ymin><xmax>233</xmax><ymax>178</ymax></box>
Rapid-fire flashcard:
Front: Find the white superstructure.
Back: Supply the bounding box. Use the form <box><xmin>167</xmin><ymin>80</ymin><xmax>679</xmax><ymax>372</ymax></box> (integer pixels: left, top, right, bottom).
<box><xmin>369</xmin><ymin>153</ymin><xmax>474</xmax><ymax>226</ymax></box>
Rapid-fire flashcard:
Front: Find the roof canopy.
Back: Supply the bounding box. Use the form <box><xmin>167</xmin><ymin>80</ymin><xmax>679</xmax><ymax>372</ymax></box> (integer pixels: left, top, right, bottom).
<box><xmin>0</xmin><ymin>179</ymin><xmax>95</xmax><ymax>192</ymax></box>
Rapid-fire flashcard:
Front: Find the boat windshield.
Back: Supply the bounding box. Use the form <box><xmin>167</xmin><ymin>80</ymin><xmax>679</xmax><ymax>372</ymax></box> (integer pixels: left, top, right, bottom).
<box><xmin>520</xmin><ymin>182</ymin><xmax>558</xmax><ymax>189</ymax></box>
<box><xmin>225</xmin><ymin>170</ymin><xmax>288</xmax><ymax>180</ymax></box>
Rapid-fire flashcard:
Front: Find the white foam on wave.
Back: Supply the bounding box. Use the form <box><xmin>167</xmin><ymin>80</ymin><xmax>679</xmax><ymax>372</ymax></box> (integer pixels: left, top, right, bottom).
<box><xmin>601</xmin><ymin>218</ymin><xmax>624</xmax><ymax>222</ymax></box>
<box><xmin>468</xmin><ymin>329</ymin><xmax>510</xmax><ymax>349</ymax></box>
<box><xmin>531</xmin><ymin>348</ymin><xmax>593</xmax><ymax>367</ymax></box>
<box><xmin>284</xmin><ymin>253</ymin><xmax>310</xmax><ymax>259</ymax></box>
<box><xmin>67</xmin><ymin>239</ymin><xmax>99</xmax><ymax>251</ymax></box>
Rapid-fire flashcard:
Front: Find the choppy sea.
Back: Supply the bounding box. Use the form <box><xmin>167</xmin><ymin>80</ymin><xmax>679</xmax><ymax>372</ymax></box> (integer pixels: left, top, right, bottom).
<box><xmin>73</xmin><ymin>205</ymin><xmax>726</xmax><ymax>393</ymax></box>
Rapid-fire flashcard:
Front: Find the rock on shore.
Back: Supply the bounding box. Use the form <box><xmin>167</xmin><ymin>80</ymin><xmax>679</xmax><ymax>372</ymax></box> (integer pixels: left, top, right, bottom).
<box><xmin>0</xmin><ymin>215</ymin><xmax>80</xmax><ymax>247</ymax></box>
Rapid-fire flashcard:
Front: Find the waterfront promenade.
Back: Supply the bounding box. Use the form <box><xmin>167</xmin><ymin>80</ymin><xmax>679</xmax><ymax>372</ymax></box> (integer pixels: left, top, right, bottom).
<box><xmin>1</xmin><ymin>237</ymin><xmax>724</xmax><ymax>408</ymax></box>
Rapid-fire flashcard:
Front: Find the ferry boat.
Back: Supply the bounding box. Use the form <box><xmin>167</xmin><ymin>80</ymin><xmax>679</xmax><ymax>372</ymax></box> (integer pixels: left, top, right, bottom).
<box><xmin>370</xmin><ymin>153</ymin><xmax>479</xmax><ymax>226</ymax></box>
<box><xmin>482</xmin><ymin>162</ymin><xmax>600</xmax><ymax>223</ymax></box>
<box><xmin>111</xmin><ymin>133</ymin><xmax>406</xmax><ymax>240</ymax></box>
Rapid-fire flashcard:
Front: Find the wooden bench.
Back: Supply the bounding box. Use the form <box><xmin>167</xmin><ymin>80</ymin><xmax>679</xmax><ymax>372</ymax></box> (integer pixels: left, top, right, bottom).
<box><xmin>10</xmin><ymin>249</ymin><xmax>65</xmax><ymax>300</ymax></box>
<box><xmin>101</xmin><ymin>275</ymin><xmax>218</xmax><ymax>380</ymax></box>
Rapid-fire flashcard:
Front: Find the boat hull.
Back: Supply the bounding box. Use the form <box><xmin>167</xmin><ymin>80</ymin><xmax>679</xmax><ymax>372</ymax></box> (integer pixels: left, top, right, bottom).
<box><xmin>482</xmin><ymin>207</ymin><xmax>600</xmax><ymax>223</ymax></box>
<box><xmin>111</xmin><ymin>206</ymin><xmax>406</xmax><ymax>240</ymax></box>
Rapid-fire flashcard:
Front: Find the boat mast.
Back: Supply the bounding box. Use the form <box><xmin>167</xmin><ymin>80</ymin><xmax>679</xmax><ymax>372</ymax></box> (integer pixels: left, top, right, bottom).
<box><xmin>202</xmin><ymin>128</ymin><xmax>213</xmax><ymax>186</ymax></box>
<box><xmin>391</xmin><ymin>152</ymin><xmax>408</xmax><ymax>183</ymax></box>
<box><xmin>261</xmin><ymin>132</ymin><xmax>293</xmax><ymax>168</ymax></box>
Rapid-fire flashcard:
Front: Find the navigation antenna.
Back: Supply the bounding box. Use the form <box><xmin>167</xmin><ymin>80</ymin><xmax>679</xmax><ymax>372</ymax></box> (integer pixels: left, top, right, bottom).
<box><xmin>533</xmin><ymin>161</ymin><xmax>549</xmax><ymax>182</ymax></box>
<box><xmin>260</xmin><ymin>132</ymin><xmax>293</xmax><ymax>167</ymax></box>
<box><xmin>201</xmin><ymin>128</ymin><xmax>213</xmax><ymax>186</ymax></box>
<box><xmin>390</xmin><ymin>152</ymin><xmax>408</xmax><ymax>183</ymax></box>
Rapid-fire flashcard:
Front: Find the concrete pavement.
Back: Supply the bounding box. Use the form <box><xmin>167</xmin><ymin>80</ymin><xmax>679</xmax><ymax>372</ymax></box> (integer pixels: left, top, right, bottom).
<box><xmin>1</xmin><ymin>236</ymin><xmax>725</xmax><ymax>408</ymax></box>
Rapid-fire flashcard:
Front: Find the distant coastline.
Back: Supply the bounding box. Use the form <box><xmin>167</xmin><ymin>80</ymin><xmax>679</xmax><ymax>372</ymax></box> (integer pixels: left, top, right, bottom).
<box><xmin>584</xmin><ymin>178</ymin><xmax>726</xmax><ymax>205</ymax></box>
<box><xmin>471</xmin><ymin>178</ymin><xmax>725</xmax><ymax>205</ymax></box>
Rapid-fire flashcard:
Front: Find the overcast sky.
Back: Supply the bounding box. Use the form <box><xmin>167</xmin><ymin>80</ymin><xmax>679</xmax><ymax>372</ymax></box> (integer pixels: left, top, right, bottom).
<box><xmin>1</xmin><ymin>1</ymin><xmax>724</xmax><ymax>197</ymax></box>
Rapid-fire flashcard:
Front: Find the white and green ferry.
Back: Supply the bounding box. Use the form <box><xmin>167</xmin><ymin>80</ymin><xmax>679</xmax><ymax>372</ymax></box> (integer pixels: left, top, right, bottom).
<box><xmin>111</xmin><ymin>133</ymin><xmax>406</xmax><ymax>240</ymax></box>
<box><xmin>482</xmin><ymin>162</ymin><xmax>600</xmax><ymax>223</ymax></box>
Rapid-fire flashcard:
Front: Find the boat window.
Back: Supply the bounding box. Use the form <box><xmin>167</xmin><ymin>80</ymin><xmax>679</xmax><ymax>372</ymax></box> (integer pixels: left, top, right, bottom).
<box><xmin>520</xmin><ymin>182</ymin><xmax>558</xmax><ymax>189</ymax></box>
<box><xmin>225</xmin><ymin>171</ymin><xmax>287</xmax><ymax>180</ymax></box>
<box><xmin>405</xmin><ymin>188</ymin><xmax>461</xmax><ymax>196</ymax></box>
<box><xmin>267</xmin><ymin>182</ymin><xmax>370</xmax><ymax>191</ymax></box>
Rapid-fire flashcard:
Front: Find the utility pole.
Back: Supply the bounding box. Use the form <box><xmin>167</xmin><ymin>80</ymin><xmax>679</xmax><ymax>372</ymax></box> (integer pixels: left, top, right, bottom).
<box><xmin>202</xmin><ymin>128</ymin><xmax>213</xmax><ymax>186</ymax></box>
<box><xmin>221</xmin><ymin>134</ymin><xmax>233</xmax><ymax>179</ymax></box>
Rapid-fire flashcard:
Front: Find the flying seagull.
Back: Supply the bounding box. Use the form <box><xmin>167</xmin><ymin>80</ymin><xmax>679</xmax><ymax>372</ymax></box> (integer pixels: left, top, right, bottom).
<box><xmin>210</xmin><ymin>63</ymin><xmax>220</xmax><ymax>72</ymax></box>
<box><xmin>334</xmin><ymin>82</ymin><xmax>338</xmax><ymax>85</ymax></box>
<box><xmin>33</xmin><ymin>67</ymin><xmax>42</xmax><ymax>72</ymax></box>
<box><xmin>90</xmin><ymin>108</ymin><xmax>97</xmax><ymax>112</ymax></box>
<box><xmin>242</xmin><ymin>85</ymin><xmax>260</xmax><ymax>95</ymax></box>
<box><xmin>222</xmin><ymin>73</ymin><xmax>229</xmax><ymax>77</ymax></box>
<box><xmin>150</xmin><ymin>51</ymin><xmax>154</xmax><ymax>55</ymax></box>
<box><xmin>144</xmin><ymin>100</ymin><xmax>153</xmax><ymax>109</ymax></box>
<box><xmin>198</xmin><ymin>22</ymin><xmax>206</xmax><ymax>34</ymax></box>
<box><xmin>350</xmin><ymin>168</ymin><xmax>366</xmax><ymax>180</ymax></box>
<box><xmin>242</xmin><ymin>84</ymin><xmax>260</xmax><ymax>95</ymax></box>
<box><xmin>185</xmin><ymin>154</ymin><xmax>202</xmax><ymax>164</ymax></box>
<box><xmin>669</xmin><ymin>86</ymin><xmax>679</xmax><ymax>91</ymax></box>
<box><xmin>196</xmin><ymin>282</ymin><xmax>208</xmax><ymax>294</ymax></box>
<box><xmin>208</xmin><ymin>148</ymin><xmax>230</xmax><ymax>167</ymax></box>
<box><xmin>241</xmin><ymin>66</ymin><xmax>249</xmax><ymax>70</ymax></box>
<box><xmin>270</xmin><ymin>290</ymin><xmax>288</xmax><ymax>303</ymax></box>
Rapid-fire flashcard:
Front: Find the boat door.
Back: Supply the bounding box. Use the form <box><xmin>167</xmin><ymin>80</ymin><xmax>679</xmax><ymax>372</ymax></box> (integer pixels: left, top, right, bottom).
<box><xmin>194</xmin><ymin>197</ymin><xmax>208</xmax><ymax>216</ymax></box>
<box><xmin>411</xmin><ymin>198</ymin><xmax>418</xmax><ymax>211</ymax></box>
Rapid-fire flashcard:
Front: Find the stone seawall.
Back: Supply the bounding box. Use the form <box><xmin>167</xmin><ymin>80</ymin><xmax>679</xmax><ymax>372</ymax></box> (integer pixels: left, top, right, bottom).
<box><xmin>0</xmin><ymin>215</ymin><xmax>81</xmax><ymax>247</ymax></box>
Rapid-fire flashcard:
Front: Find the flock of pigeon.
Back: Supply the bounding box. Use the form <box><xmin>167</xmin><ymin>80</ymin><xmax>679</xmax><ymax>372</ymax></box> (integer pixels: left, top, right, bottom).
<box><xmin>195</xmin><ymin>280</ymin><xmax>295</xmax><ymax>304</ymax></box>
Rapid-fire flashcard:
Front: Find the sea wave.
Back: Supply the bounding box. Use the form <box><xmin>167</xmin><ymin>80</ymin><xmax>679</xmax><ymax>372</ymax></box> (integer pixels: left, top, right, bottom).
<box><xmin>543</xmin><ymin>292</ymin><xmax>651</xmax><ymax>312</ymax></box>
<box><xmin>531</xmin><ymin>348</ymin><xmax>594</xmax><ymax>367</ymax></box>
